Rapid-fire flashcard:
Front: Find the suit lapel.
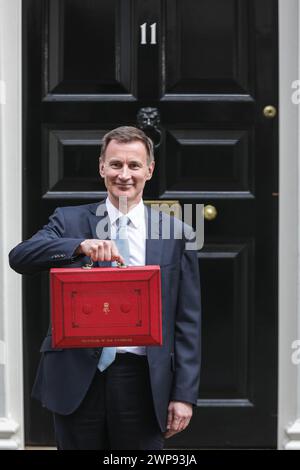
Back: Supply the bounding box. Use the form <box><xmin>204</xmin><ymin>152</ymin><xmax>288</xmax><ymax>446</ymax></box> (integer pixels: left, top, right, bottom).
<box><xmin>145</xmin><ymin>205</ymin><xmax>164</xmax><ymax>363</ymax></box>
<box><xmin>145</xmin><ymin>205</ymin><xmax>163</xmax><ymax>266</ymax></box>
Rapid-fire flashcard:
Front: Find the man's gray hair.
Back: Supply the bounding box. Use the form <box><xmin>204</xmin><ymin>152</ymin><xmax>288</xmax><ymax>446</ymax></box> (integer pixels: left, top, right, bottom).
<box><xmin>100</xmin><ymin>126</ymin><xmax>154</xmax><ymax>164</ymax></box>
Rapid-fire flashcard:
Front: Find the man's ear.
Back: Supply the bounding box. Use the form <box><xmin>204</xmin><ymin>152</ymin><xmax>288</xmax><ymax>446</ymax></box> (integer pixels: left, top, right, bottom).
<box><xmin>146</xmin><ymin>161</ymin><xmax>155</xmax><ymax>180</ymax></box>
<box><xmin>99</xmin><ymin>157</ymin><xmax>105</xmax><ymax>178</ymax></box>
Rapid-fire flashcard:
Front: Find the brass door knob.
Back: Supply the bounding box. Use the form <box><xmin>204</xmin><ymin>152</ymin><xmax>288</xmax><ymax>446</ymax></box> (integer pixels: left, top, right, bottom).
<box><xmin>263</xmin><ymin>105</ymin><xmax>277</xmax><ymax>119</ymax></box>
<box><xmin>204</xmin><ymin>205</ymin><xmax>218</xmax><ymax>221</ymax></box>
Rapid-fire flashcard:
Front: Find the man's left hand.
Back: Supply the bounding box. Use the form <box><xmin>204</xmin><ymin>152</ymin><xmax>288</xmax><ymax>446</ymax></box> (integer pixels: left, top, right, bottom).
<box><xmin>164</xmin><ymin>401</ymin><xmax>193</xmax><ymax>439</ymax></box>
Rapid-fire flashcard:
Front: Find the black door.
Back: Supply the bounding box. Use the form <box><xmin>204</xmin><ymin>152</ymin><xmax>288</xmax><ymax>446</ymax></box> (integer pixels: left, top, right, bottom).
<box><xmin>23</xmin><ymin>0</ymin><xmax>278</xmax><ymax>448</ymax></box>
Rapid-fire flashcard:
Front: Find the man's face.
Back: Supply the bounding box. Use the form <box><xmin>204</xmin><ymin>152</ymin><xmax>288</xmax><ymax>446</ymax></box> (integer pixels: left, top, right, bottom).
<box><xmin>99</xmin><ymin>139</ymin><xmax>155</xmax><ymax>209</ymax></box>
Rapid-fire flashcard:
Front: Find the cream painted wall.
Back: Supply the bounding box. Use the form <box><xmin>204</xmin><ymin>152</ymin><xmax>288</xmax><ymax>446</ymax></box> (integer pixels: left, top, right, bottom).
<box><xmin>0</xmin><ymin>0</ymin><xmax>23</xmax><ymax>450</ymax></box>
<box><xmin>278</xmin><ymin>0</ymin><xmax>300</xmax><ymax>450</ymax></box>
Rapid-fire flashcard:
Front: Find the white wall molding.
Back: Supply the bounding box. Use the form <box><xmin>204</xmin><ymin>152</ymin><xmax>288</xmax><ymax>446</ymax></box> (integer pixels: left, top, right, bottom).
<box><xmin>0</xmin><ymin>0</ymin><xmax>24</xmax><ymax>449</ymax></box>
<box><xmin>0</xmin><ymin>417</ymin><xmax>20</xmax><ymax>449</ymax></box>
<box><xmin>0</xmin><ymin>80</ymin><xmax>6</xmax><ymax>104</ymax></box>
<box><xmin>285</xmin><ymin>420</ymin><xmax>300</xmax><ymax>449</ymax></box>
<box><xmin>0</xmin><ymin>440</ymin><xmax>20</xmax><ymax>450</ymax></box>
<box><xmin>0</xmin><ymin>417</ymin><xmax>19</xmax><ymax>435</ymax></box>
<box><xmin>0</xmin><ymin>340</ymin><xmax>6</xmax><ymax>365</ymax></box>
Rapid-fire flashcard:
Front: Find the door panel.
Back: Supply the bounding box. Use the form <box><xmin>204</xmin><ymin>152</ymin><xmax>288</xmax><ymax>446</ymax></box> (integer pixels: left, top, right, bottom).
<box><xmin>43</xmin><ymin>128</ymin><xmax>106</xmax><ymax>194</ymax></box>
<box><xmin>23</xmin><ymin>0</ymin><xmax>278</xmax><ymax>448</ymax></box>
<box><xmin>163</xmin><ymin>0</ymin><xmax>251</xmax><ymax>95</ymax></box>
<box><xmin>164</xmin><ymin>129</ymin><xmax>253</xmax><ymax>193</ymax></box>
<box><xmin>45</xmin><ymin>0</ymin><xmax>135</xmax><ymax>97</ymax></box>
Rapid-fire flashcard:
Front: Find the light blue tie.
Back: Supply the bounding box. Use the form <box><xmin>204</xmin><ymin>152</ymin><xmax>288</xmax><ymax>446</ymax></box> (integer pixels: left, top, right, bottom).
<box><xmin>114</xmin><ymin>215</ymin><xmax>130</xmax><ymax>266</ymax></box>
<box><xmin>98</xmin><ymin>216</ymin><xmax>130</xmax><ymax>372</ymax></box>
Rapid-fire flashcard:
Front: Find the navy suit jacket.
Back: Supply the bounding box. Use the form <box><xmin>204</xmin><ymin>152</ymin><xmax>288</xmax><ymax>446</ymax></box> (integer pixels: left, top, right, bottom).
<box><xmin>9</xmin><ymin>201</ymin><xmax>201</xmax><ymax>432</ymax></box>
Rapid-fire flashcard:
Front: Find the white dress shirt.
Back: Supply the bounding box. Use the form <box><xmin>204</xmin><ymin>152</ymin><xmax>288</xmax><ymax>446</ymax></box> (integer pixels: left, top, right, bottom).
<box><xmin>105</xmin><ymin>197</ymin><xmax>147</xmax><ymax>356</ymax></box>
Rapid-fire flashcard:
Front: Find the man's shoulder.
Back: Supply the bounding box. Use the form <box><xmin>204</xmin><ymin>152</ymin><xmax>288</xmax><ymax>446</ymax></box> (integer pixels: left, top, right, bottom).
<box><xmin>56</xmin><ymin>201</ymin><xmax>104</xmax><ymax>216</ymax></box>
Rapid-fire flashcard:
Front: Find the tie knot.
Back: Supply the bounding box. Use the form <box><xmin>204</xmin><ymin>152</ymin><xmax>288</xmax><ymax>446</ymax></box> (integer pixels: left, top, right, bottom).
<box><xmin>117</xmin><ymin>215</ymin><xmax>129</xmax><ymax>228</ymax></box>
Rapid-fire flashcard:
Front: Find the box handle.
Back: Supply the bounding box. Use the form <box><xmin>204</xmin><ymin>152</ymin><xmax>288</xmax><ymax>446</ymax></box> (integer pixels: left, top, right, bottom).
<box><xmin>81</xmin><ymin>258</ymin><xmax>128</xmax><ymax>269</ymax></box>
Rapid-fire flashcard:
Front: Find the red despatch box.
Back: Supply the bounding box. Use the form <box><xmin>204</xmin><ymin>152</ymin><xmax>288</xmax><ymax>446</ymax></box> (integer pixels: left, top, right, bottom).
<box><xmin>50</xmin><ymin>266</ymin><xmax>162</xmax><ymax>349</ymax></box>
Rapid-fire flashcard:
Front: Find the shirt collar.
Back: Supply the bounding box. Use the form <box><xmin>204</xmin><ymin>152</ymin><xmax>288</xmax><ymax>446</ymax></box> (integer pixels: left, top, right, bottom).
<box><xmin>105</xmin><ymin>197</ymin><xmax>144</xmax><ymax>229</ymax></box>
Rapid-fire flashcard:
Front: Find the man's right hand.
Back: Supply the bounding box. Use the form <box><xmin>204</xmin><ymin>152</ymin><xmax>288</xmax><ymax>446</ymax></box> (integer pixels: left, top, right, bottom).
<box><xmin>76</xmin><ymin>239</ymin><xmax>125</xmax><ymax>265</ymax></box>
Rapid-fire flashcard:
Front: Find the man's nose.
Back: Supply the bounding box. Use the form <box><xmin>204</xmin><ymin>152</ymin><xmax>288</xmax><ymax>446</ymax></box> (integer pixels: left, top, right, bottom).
<box><xmin>119</xmin><ymin>166</ymin><xmax>130</xmax><ymax>179</ymax></box>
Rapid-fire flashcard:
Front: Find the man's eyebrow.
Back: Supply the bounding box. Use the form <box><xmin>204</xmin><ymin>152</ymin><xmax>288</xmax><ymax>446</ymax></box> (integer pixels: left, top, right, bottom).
<box><xmin>107</xmin><ymin>158</ymin><xmax>143</xmax><ymax>165</ymax></box>
<box><xmin>107</xmin><ymin>158</ymin><xmax>122</xmax><ymax>163</ymax></box>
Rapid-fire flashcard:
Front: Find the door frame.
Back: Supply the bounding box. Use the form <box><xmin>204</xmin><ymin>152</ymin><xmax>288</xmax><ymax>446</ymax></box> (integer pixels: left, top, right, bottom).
<box><xmin>278</xmin><ymin>0</ymin><xmax>300</xmax><ymax>450</ymax></box>
<box><xmin>0</xmin><ymin>0</ymin><xmax>297</xmax><ymax>450</ymax></box>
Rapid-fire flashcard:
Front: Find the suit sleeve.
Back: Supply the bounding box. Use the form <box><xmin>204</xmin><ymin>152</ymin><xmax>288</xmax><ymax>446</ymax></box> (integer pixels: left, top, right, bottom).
<box><xmin>170</xmin><ymin>232</ymin><xmax>201</xmax><ymax>405</ymax></box>
<box><xmin>9</xmin><ymin>208</ymin><xmax>85</xmax><ymax>274</ymax></box>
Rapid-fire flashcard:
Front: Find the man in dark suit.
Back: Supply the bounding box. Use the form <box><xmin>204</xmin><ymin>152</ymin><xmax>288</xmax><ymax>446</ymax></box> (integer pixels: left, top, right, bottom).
<box><xmin>9</xmin><ymin>126</ymin><xmax>201</xmax><ymax>450</ymax></box>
